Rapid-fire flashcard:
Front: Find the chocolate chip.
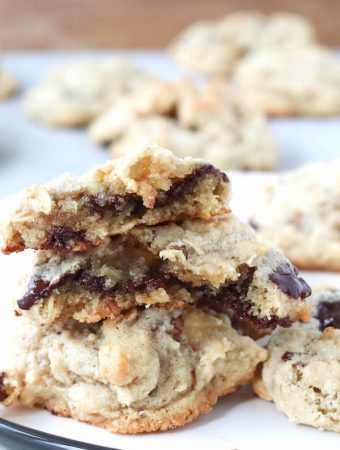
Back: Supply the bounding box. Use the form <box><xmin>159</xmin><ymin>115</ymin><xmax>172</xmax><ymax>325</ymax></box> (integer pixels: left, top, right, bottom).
<box><xmin>41</xmin><ymin>226</ymin><xmax>91</xmax><ymax>251</ymax></box>
<box><xmin>269</xmin><ymin>263</ymin><xmax>311</xmax><ymax>299</ymax></box>
<box><xmin>313</xmin><ymin>387</ymin><xmax>321</xmax><ymax>393</ymax></box>
<box><xmin>281</xmin><ymin>351</ymin><xmax>295</xmax><ymax>361</ymax></box>
<box><xmin>248</xmin><ymin>219</ymin><xmax>259</xmax><ymax>230</ymax></box>
<box><xmin>316</xmin><ymin>301</ymin><xmax>340</xmax><ymax>331</ymax></box>
<box><xmin>0</xmin><ymin>372</ymin><xmax>8</xmax><ymax>402</ymax></box>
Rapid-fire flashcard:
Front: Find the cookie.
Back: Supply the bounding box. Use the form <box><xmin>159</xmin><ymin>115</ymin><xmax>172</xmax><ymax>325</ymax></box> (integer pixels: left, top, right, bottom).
<box><xmin>89</xmin><ymin>80</ymin><xmax>277</xmax><ymax>171</ymax></box>
<box><xmin>1</xmin><ymin>307</ymin><xmax>267</xmax><ymax>433</ymax></box>
<box><xmin>23</xmin><ymin>59</ymin><xmax>156</xmax><ymax>127</ymax></box>
<box><xmin>234</xmin><ymin>47</ymin><xmax>340</xmax><ymax>116</ymax></box>
<box><xmin>253</xmin><ymin>286</ymin><xmax>340</xmax><ymax>433</ymax></box>
<box><xmin>170</xmin><ymin>12</ymin><xmax>315</xmax><ymax>75</ymax></box>
<box><xmin>16</xmin><ymin>216</ymin><xmax>311</xmax><ymax>330</ymax></box>
<box><xmin>0</xmin><ymin>67</ymin><xmax>16</xmax><ymax>99</ymax></box>
<box><xmin>0</xmin><ymin>145</ymin><xmax>230</xmax><ymax>254</ymax></box>
<box><xmin>249</xmin><ymin>161</ymin><xmax>340</xmax><ymax>271</ymax></box>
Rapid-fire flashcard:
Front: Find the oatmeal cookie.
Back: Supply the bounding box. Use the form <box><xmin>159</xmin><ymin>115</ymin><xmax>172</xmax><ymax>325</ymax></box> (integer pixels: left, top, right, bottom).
<box><xmin>170</xmin><ymin>12</ymin><xmax>315</xmax><ymax>75</ymax></box>
<box><xmin>1</xmin><ymin>307</ymin><xmax>267</xmax><ymax>433</ymax></box>
<box><xmin>23</xmin><ymin>59</ymin><xmax>156</xmax><ymax>127</ymax></box>
<box><xmin>249</xmin><ymin>161</ymin><xmax>340</xmax><ymax>271</ymax></box>
<box><xmin>234</xmin><ymin>47</ymin><xmax>340</xmax><ymax>116</ymax></box>
<box><xmin>253</xmin><ymin>286</ymin><xmax>340</xmax><ymax>433</ymax></box>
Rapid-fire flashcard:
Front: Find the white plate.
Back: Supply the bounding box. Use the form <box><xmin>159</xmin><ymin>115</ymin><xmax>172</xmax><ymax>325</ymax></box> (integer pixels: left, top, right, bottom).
<box><xmin>0</xmin><ymin>51</ymin><xmax>339</xmax><ymax>449</ymax></box>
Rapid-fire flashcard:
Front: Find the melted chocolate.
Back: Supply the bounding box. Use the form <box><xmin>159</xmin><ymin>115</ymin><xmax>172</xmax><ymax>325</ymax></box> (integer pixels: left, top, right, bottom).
<box><xmin>18</xmin><ymin>263</ymin><xmax>297</xmax><ymax>330</ymax></box>
<box><xmin>269</xmin><ymin>263</ymin><xmax>311</xmax><ymax>300</ymax></box>
<box><xmin>41</xmin><ymin>226</ymin><xmax>91</xmax><ymax>252</ymax></box>
<box><xmin>0</xmin><ymin>372</ymin><xmax>8</xmax><ymax>402</ymax></box>
<box><xmin>86</xmin><ymin>193</ymin><xmax>143</xmax><ymax>217</ymax></box>
<box><xmin>199</xmin><ymin>267</ymin><xmax>292</xmax><ymax>329</ymax></box>
<box><xmin>78</xmin><ymin>270</ymin><xmax>167</xmax><ymax>297</ymax></box>
<box><xmin>154</xmin><ymin>165</ymin><xmax>228</xmax><ymax>208</ymax></box>
<box><xmin>316</xmin><ymin>301</ymin><xmax>340</xmax><ymax>331</ymax></box>
<box><xmin>17</xmin><ymin>275</ymin><xmax>70</xmax><ymax>310</ymax></box>
<box><xmin>18</xmin><ymin>270</ymin><xmax>168</xmax><ymax>311</ymax></box>
<box><xmin>36</xmin><ymin>164</ymin><xmax>227</xmax><ymax>252</ymax></box>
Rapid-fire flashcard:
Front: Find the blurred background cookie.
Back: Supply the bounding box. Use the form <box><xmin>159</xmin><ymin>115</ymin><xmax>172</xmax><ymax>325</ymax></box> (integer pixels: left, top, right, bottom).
<box><xmin>90</xmin><ymin>80</ymin><xmax>278</xmax><ymax>171</ymax></box>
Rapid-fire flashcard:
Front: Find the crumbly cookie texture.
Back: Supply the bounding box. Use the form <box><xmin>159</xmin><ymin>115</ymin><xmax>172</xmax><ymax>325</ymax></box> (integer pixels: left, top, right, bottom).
<box><xmin>0</xmin><ymin>145</ymin><xmax>230</xmax><ymax>254</ymax></box>
<box><xmin>234</xmin><ymin>47</ymin><xmax>340</xmax><ymax>116</ymax></box>
<box><xmin>0</xmin><ymin>307</ymin><xmax>267</xmax><ymax>433</ymax></box>
<box><xmin>0</xmin><ymin>68</ymin><xmax>16</xmax><ymax>100</ymax></box>
<box><xmin>253</xmin><ymin>287</ymin><xmax>340</xmax><ymax>433</ymax></box>
<box><xmin>89</xmin><ymin>80</ymin><xmax>277</xmax><ymax>171</ymax></box>
<box><xmin>249</xmin><ymin>161</ymin><xmax>340</xmax><ymax>271</ymax></box>
<box><xmin>16</xmin><ymin>216</ymin><xmax>311</xmax><ymax>329</ymax></box>
<box><xmin>169</xmin><ymin>11</ymin><xmax>315</xmax><ymax>75</ymax></box>
<box><xmin>23</xmin><ymin>59</ymin><xmax>156</xmax><ymax>127</ymax></box>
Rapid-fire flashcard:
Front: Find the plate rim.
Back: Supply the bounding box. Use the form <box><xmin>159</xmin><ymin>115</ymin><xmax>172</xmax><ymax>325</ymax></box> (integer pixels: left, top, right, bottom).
<box><xmin>0</xmin><ymin>417</ymin><xmax>122</xmax><ymax>450</ymax></box>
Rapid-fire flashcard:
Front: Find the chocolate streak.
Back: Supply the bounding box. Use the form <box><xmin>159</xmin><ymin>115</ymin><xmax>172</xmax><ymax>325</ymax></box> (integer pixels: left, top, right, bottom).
<box><xmin>18</xmin><ymin>261</ymin><xmax>309</xmax><ymax>330</ymax></box>
<box><xmin>17</xmin><ymin>270</ymin><xmax>169</xmax><ymax>311</ymax></box>
<box><xmin>316</xmin><ymin>301</ymin><xmax>340</xmax><ymax>331</ymax></box>
<box><xmin>39</xmin><ymin>164</ymin><xmax>227</xmax><ymax>251</ymax></box>
<box><xmin>198</xmin><ymin>267</ymin><xmax>291</xmax><ymax>329</ymax></box>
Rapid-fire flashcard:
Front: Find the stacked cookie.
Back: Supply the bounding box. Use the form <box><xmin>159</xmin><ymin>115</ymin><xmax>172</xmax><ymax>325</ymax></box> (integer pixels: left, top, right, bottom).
<box><xmin>0</xmin><ymin>145</ymin><xmax>311</xmax><ymax>433</ymax></box>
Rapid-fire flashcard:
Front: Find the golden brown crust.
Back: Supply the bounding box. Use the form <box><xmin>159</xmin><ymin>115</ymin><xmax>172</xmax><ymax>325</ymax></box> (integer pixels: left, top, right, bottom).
<box><xmin>42</xmin><ymin>383</ymin><xmax>240</xmax><ymax>434</ymax></box>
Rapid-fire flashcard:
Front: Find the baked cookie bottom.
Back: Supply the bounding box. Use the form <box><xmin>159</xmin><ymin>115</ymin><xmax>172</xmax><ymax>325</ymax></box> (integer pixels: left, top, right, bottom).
<box><xmin>1</xmin><ymin>307</ymin><xmax>267</xmax><ymax>433</ymax></box>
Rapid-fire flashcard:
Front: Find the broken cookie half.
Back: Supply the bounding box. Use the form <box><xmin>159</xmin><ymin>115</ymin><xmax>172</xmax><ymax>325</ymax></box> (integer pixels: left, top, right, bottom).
<box><xmin>16</xmin><ymin>216</ymin><xmax>311</xmax><ymax>331</ymax></box>
<box><xmin>0</xmin><ymin>145</ymin><xmax>230</xmax><ymax>254</ymax></box>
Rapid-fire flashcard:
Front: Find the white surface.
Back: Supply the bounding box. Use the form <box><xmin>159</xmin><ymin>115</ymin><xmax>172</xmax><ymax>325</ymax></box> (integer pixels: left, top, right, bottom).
<box><xmin>0</xmin><ymin>51</ymin><xmax>339</xmax><ymax>449</ymax></box>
